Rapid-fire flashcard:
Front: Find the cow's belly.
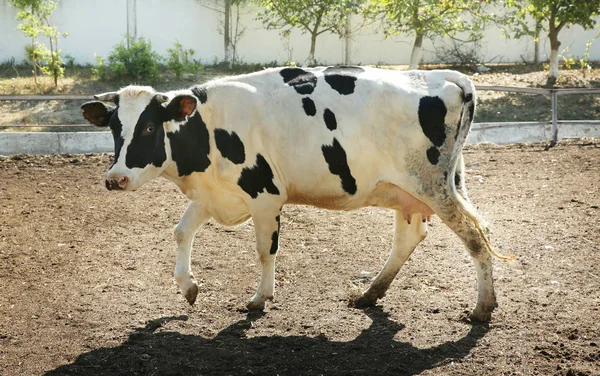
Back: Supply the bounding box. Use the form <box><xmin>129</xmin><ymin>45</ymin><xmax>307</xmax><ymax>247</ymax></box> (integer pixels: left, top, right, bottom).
<box><xmin>285</xmin><ymin>181</ymin><xmax>435</xmax><ymax>218</ymax></box>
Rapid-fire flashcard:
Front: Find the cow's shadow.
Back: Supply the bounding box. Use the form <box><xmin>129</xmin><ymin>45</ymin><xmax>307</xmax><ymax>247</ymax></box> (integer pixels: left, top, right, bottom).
<box><xmin>45</xmin><ymin>307</ymin><xmax>488</xmax><ymax>376</ymax></box>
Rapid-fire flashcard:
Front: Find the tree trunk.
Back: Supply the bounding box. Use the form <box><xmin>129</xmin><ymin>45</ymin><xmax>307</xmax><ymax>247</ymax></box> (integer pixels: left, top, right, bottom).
<box><xmin>31</xmin><ymin>5</ymin><xmax>37</xmax><ymax>85</ymax></box>
<box><xmin>547</xmin><ymin>29</ymin><xmax>560</xmax><ymax>86</ymax></box>
<box><xmin>546</xmin><ymin>6</ymin><xmax>562</xmax><ymax>86</ymax></box>
<box><xmin>409</xmin><ymin>34</ymin><xmax>424</xmax><ymax>70</ymax></box>
<box><xmin>305</xmin><ymin>31</ymin><xmax>317</xmax><ymax>66</ymax></box>
<box><xmin>344</xmin><ymin>13</ymin><xmax>351</xmax><ymax>65</ymax></box>
<box><xmin>31</xmin><ymin>38</ymin><xmax>38</xmax><ymax>85</ymax></box>
<box><xmin>534</xmin><ymin>19</ymin><xmax>541</xmax><ymax>65</ymax></box>
<box><xmin>224</xmin><ymin>0</ymin><xmax>232</xmax><ymax>66</ymax></box>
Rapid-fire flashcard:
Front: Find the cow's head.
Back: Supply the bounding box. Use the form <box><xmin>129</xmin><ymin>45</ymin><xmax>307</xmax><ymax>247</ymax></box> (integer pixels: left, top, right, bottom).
<box><xmin>81</xmin><ymin>86</ymin><xmax>197</xmax><ymax>191</ymax></box>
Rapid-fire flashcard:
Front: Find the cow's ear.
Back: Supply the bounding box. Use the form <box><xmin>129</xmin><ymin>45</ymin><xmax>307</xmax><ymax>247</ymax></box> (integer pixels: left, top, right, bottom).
<box><xmin>166</xmin><ymin>95</ymin><xmax>197</xmax><ymax>122</ymax></box>
<box><xmin>81</xmin><ymin>101</ymin><xmax>115</xmax><ymax>127</ymax></box>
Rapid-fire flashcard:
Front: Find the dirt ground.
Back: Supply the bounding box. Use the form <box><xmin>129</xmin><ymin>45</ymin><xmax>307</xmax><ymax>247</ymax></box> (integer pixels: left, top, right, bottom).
<box><xmin>1</xmin><ymin>139</ymin><xmax>599</xmax><ymax>376</ymax></box>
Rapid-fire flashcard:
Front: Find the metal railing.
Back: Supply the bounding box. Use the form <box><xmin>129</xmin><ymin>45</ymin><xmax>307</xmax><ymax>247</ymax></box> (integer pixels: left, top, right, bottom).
<box><xmin>2</xmin><ymin>87</ymin><xmax>600</xmax><ymax>146</ymax></box>
<box><xmin>474</xmin><ymin>86</ymin><xmax>600</xmax><ymax>147</ymax></box>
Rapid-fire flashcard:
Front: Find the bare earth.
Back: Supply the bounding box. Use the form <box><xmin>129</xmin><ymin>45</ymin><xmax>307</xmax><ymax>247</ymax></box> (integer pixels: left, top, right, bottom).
<box><xmin>1</xmin><ymin>139</ymin><xmax>599</xmax><ymax>376</ymax></box>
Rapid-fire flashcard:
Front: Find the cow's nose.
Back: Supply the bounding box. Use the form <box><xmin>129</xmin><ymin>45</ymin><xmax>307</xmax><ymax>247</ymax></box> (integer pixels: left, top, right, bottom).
<box><xmin>105</xmin><ymin>175</ymin><xmax>129</xmax><ymax>191</ymax></box>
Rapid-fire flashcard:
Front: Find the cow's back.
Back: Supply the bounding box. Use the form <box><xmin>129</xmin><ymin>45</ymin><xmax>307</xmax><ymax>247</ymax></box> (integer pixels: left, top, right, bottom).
<box><xmin>198</xmin><ymin>67</ymin><xmax>473</xmax><ymax>210</ymax></box>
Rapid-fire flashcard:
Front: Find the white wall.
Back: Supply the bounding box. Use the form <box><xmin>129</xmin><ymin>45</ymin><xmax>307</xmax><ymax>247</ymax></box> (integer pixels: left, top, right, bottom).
<box><xmin>1</xmin><ymin>0</ymin><xmax>599</xmax><ymax>66</ymax></box>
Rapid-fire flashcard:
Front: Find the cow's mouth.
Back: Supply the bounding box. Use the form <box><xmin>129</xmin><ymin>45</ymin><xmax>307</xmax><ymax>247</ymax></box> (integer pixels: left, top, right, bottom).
<box><xmin>105</xmin><ymin>176</ymin><xmax>129</xmax><ymax>191</ymax></box>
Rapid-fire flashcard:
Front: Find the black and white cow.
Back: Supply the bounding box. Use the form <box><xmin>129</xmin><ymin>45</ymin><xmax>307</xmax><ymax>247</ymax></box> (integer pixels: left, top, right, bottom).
<box><xmin>82</xmin><ymin>66</ymin><xmax>510</xmax><ymax>322</ymax></box>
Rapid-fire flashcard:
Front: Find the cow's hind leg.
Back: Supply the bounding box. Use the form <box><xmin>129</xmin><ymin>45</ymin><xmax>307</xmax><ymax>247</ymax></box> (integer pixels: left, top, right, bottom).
<box><xmin>354</xmin><ymin>211</ymin><xmax>427</xmax><ymax>308</ymax></box>
<box><xmin>247</xmin><ymin>206</ymin><xmax>282</xmax><ymax>311</ymax></box>
<box><xmin>174</xmin><ymin>201</ymin><xmax>212</xmax><ymax>305</ymax></box>
<box><xmin>433</xmin><ymin>195</ymin><xmax>509</xmax><ymax>322</ymax></box>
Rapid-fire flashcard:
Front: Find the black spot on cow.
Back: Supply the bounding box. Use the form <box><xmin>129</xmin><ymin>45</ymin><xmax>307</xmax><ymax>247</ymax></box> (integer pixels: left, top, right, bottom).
<box><xmin>269</xmin><ymin>231</ymin><xmax>279</xmax><ymax>254</ymax></box>
<box><xmin>269</xmin><ymin>215</ymin><xmax>281</xmax><ymax>255</ymax></box>
<box><xmin>167</xmin><ymin>111</ymin><xmax>211</xmax><ymax>176</ymax></box>
<box><xmin>454</xmin><ymin>172</ymin><xmax>461</xmax><ymax>188</ymax></box>
<box><xmin>323</xmin><ymin>108</ymin><xmax>337</xmax><ymax>130</ymax></box>
<box><xmin>191</xmin><ymin>86</ymin><xmax>208</xmax><ymax>104</ymax></box>
<box><xmin>125</xmin><ymin>98</ymin><xmax>167</xmax><ymax>169</ymax></box>
<box><xmin>106</xmin><ymin>113</ymin><xmax>125</xmax><ymax>168</ymax></box>
<box><xmin>418</xmin><ymin>96</ymin><xmax>447</xmax><ymax>147</ymax></box>
<box><xmin>455</xmin><ymin>111</ymin><xmax>463</xmax><ymax>142</ymax></box>
<box><xmin>323</xmin><ymin>66</ymin><xmax>364</xmax><ymax>95</ymax></box>
<box><xmin>214</xmin><ymin>129</ymin><xmax>245</xmax><ymax>164</ymax></box>
<box><xmin>426</xmin><ymin>146</ymin><xmax>440</xmax><ymax>165</ymax></box>
<box><xmin>302</xmin><ymin>97</ymin><xmax>317</xmax><ymax>116</ymax></box>
<box><xmin>322</xmin><ymin>138</ymin><xmax>357</xmax><ymax>195</ymax></box>
<box><xmin>280</xmin><ymin>67</ymin><xmax>317</xmax><ymax>95</ymax></box>
<box><xmin>238</xmin><ymin>154</ymin><xmax>280</xmax><ymax>199</ymax></box>
<box><xmin>467</xmin><ymin>101</ymin><xmax>475</xmax><ymax>124</ymax></box>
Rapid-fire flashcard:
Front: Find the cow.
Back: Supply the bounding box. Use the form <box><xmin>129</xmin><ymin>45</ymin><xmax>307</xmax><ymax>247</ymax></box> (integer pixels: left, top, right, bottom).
<box><xmin>81</xmin><ymin>66</ymin><xmax>511</xmax><ymax>322</ymax></box>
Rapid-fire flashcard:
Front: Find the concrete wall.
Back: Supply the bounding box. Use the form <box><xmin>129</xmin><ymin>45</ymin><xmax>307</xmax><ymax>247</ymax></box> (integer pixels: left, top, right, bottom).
<box><xmin>1</xmin><ymin>122</ymin><xmax>599</xmax><ymax>155</ymax></box>
<box><xmin>0</xmin><ymin>132</ymin><xmax>113</xmax><ymax>155</ymax></box>
<box><xmin>1</xmin><ymin>0</ymin><xmax>599</xmax><ymax>66</ymax></box>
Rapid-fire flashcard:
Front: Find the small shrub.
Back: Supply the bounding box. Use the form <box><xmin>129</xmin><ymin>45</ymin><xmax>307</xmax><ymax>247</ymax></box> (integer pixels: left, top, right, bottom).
<box><xmin>166</xmin><ymin>41</ymin><xmax>202</xmax><ymax>78</ymax></box>
<box><xmin>107</xmin><ymin>36</ymin><xmax>162</xmax><ymax>80</ymax></box>
<box><xmin>91</xmin><ymin>54</ymin><xmax>107</xmax><ymax>80</ymax></box>
<box><xmin>38</xmin><ymin>46</ymin><xmax>65</xmax><ymax>85</ymax></box>
<box><xmin>64</xmin><ymin>54</ymin><xmax>76</xmax><ymax>69</ymax></box>
<box><xmin>25</xmin><ymin>43</ymin><xmax>65</xmax><ymax>86</ymax></box>
<box><xmin>436</xmin><ymin>39</ymin><xmax>486</xmax><ymax>71</ymax></box>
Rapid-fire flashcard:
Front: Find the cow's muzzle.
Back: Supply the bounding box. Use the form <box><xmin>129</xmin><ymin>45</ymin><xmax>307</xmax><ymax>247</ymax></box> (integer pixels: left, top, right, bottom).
<box><xmin>105</xmin><ymin>176</ymin><xmax>129</xmax><ymax>191</ymax></box>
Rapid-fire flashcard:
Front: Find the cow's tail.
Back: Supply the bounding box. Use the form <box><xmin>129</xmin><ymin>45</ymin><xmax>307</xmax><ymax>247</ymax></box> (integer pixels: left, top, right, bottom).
<box><xmin>440</xmin><ymin>70</ymin><xmax>476</xmax><ymax>161</ymax></box>
<box><xmin>443</xmin><ymin>71</ymin><xmax>514</xmax><ymax>262</ymax></box>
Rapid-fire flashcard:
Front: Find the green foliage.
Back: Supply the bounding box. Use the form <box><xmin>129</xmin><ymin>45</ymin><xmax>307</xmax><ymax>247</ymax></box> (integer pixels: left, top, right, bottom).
<box><xmin>559</xmin><ymin>41</ymin><xmax>593</xmax><ymax>74</ymax></box>
<box><xmin>502</xmin><ymin>0</ymin><xmax>600</xmax><ymax>83</ymax></box>
<box><xmin>106</xmin><ymin>36</ymin><xmax>162</xmax><ymax>80</ymax></box>
<box><xmin>63</xmin><ymin>53</ymin><xmax>75</xmax><ymax>69</ymax></box>
<box><xmin>91</xmin><ymin>54</ymin><xmax>107</xmax><ymax>80</ymax></box>
<box><xmin>37</xmin><ymin>44</ymin><xmax>64</xmax><ymax>81</ymax></box>
<box><xmin>8</xmin><ymin>0</ymin><xmax>68</xmax><ymax>86</ymax></box>
<box><xmin>255</xmin><ymin>0</ymin><xmax>363</xmax><ymax>65</ymax></box>
<box><xmin>166</xmin><ymin>41</ymin><xmax>203</xmax><ymax>78</ymax></box>
<box><xmin>366</xmin><ymin>0</ymin><xmax>490</xmax><ymax>40</ymax></box>
<box><xmin>256</xmin><ymin>0</ymin><xmax>360</xmax><ymax>35</ymax></box>
<box><xmin>502</xmin><ymin>0</ymin><xmax>600</xmax><ymax>39</ymax></box>
<box><xmin>364</xmin><ymin>0</ymin><xmax>492</xmax><ymax>68</ymax></box>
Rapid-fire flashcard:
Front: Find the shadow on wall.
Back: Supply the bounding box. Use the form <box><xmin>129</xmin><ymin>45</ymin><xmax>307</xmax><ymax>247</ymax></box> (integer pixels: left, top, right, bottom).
<box><xmin>45</xmin><ymin>307</ymin><xmax>489</xmax><ymax>376</ymax></box>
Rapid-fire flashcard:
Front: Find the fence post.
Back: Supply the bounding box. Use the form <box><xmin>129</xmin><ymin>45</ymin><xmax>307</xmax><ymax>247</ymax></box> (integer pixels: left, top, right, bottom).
<box><xmin>546</xmin><ymin>90</ymin><xmax>559</xmax><ymax>150</ymax></box>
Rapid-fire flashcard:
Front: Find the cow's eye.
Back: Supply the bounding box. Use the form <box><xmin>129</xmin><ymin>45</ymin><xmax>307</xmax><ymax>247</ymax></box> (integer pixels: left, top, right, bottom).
<box><xmin>145</xmin><ymin>125</ymin><xmax>155</xmax><ymax>133</ymax></box>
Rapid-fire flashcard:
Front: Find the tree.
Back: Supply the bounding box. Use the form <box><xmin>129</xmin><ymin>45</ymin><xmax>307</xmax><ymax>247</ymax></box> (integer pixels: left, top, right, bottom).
<box><xmin>9</xmin><ymin>0</ymin><xmax>68</xmax><ymax>87</ymax></box>
<box><xmin>197</xmin><ymin>0</ymin><xmax>247</xmax><ymax>66</ymax></box>
<box><xmin>255</xmin><ymin>0</ymin><xmax>362</xmax><ymax>66</ymax></box>
<box><xmin>503</xmin><ymin>0</ymin><xmax>600</xmax><ymax>85</ymax></box>
<box><xmin>366</xmin><ymin>0</ymin><xmax>492</xmax><ymax>70</ymax></box>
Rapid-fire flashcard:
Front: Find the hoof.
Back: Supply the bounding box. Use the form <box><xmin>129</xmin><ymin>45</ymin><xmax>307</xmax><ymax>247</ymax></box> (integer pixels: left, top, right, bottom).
<box><xmin>246</xmin><ymin>300</ymin><xmax>266</xmax><ymax>311</ymax></box>
<box><xmin>184</xmin><ymin>283</ymin><xmax>199</xmax><ymax>306</ymax></box>
<box><xmin>352</xmin><ymin>294</ymin><xmax>377</xmax><ymax>309</ymax></box>
<box><xmin>468</xmin><ymin>308</ymin><xmax>493</xmax><ymax>323</ymax></box>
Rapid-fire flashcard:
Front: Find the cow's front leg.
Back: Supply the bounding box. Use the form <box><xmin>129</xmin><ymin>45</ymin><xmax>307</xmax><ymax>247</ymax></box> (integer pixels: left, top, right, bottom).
<box><xmin>247</xmin><ymin>208</ymin><xmax>282</xmax><ymax>311</ymax></box>
<box><xmin>174</xmin><ymin>201</ymin><xmax>212</xmax><ymax>305</ymax></box>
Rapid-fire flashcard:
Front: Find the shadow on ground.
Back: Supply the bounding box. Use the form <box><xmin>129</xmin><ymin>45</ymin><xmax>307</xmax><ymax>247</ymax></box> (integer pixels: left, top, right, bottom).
<box><xmin>45</xmin><ymin>308</ymin><xmax>488</xmax><ymax>376</ymax></box>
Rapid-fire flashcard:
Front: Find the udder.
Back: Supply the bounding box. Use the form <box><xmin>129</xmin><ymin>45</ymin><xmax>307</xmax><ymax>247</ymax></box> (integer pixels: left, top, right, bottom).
<box><xmin>366</xmin><ymin>182</ymin><xmax>435</xmax><ymax>223</ymax></box>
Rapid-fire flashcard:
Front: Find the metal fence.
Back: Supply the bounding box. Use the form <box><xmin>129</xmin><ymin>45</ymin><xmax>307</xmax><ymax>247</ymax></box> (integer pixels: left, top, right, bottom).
<box><xmin>474</xmin><ymin>86</ymin><xmax>600</xmax><ymax>147</ymax></box>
